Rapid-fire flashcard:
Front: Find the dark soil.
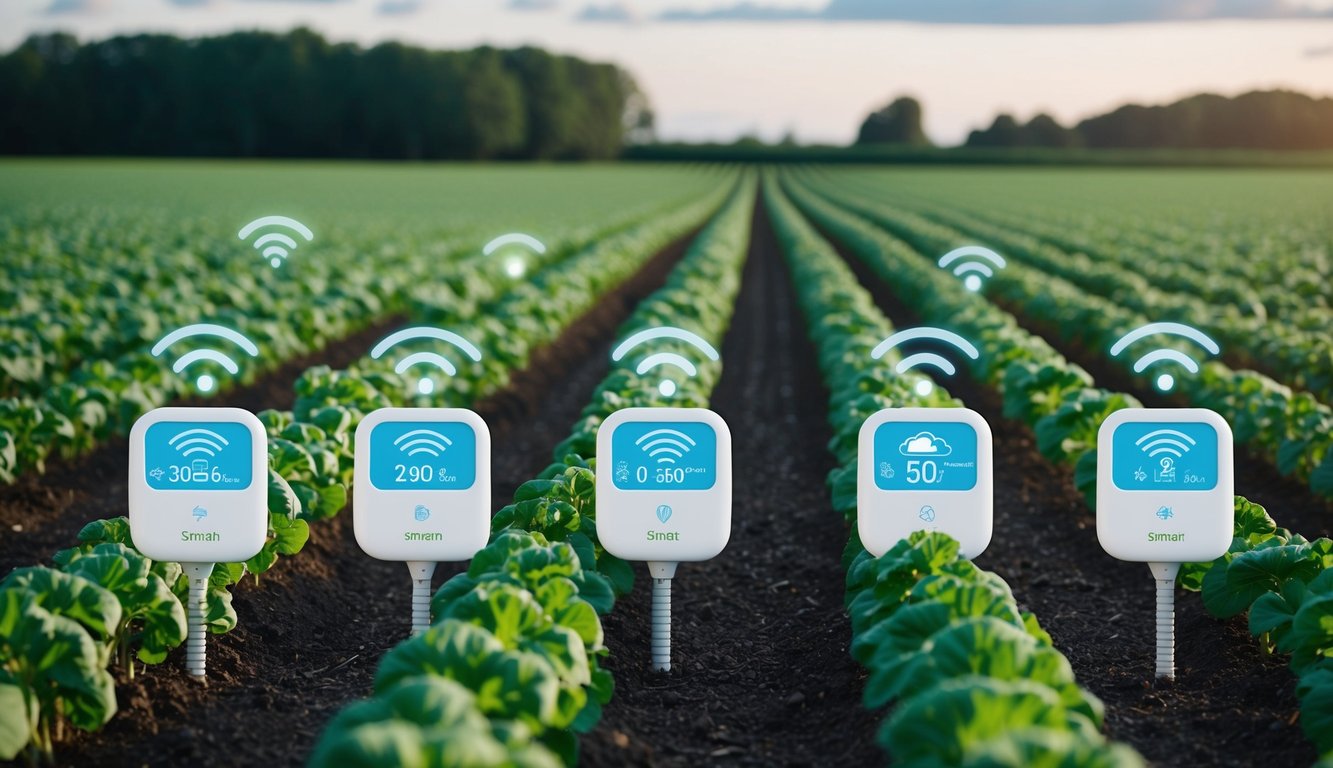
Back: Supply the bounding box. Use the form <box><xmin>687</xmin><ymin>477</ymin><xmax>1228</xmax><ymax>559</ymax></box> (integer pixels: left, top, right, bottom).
<box><xmin>582</xmin><ymin>200</ymin><xmax>882</xmax><ymax>767</ymax></box>
<box><xmin>828</xmin><ymin>223</ymin><xmax>1318</xmax><ymax>768</ymax></box>
<box><xmin>12</xmin><ymin>227</ymin><xmax>698</xmax><ymax>768</ymax></box>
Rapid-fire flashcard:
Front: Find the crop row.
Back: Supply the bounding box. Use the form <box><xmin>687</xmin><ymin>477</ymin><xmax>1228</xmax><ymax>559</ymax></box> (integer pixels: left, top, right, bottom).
<box><xmin>0</xmin><ymin>187</ymin><xmax>712</xmax><ymax>486</ymax></box>
<box><xmin>796</xmin><ymin>171</ymin><xmax>1333</xmax><ymax>502</ymax></box>
<box><xmin>0</xmin><ymin>178</ymin><xmax>737</xmax><ymax>764</ymax></box>
<box><xmin>829</xmin><ymin>175</ymin><xmax>1333</xmax><ymax>410</ymax></box>
<box><xmin>308</xmin><ymin>175</ymin><xmax>756</xmax><ymax>767</ymax></box>
<box><xmin>822</xmin><ymin>168</ymin><xmax>1333</xmax><ymax>311</ymax></box>
<box><xmin>780</xmin><ymin>170</ymin><xmax>1333</xmax><ymax>763</ymax></box>
<box><xmin>822</xmin><ymin>169</ymin><xmax>1330</xmax><ymax>323</ymax></box>
<box><xmin>763</xmin><ymin>173</ymin><xmax>1144</xmax><ymax>766</ymax></box>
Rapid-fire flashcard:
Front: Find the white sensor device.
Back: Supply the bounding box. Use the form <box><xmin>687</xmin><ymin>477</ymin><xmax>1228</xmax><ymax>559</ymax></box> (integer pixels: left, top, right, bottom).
<box><xmin>597</xmin><ymin>407</ymin><xmax>732</xmax><ymax>672</ymax></box>
<box><xmin>1096</xmin><ymin>407</ymin><xmax>1234</xmax><ymax>679</ymax></box>
<box><xmin>354</xmin><ymin>407</ymin><xmax>491</xmax><ymax>636</ymax></box>
<box><xmin>857</xmin><ymin>407</ymin><xmax>993</xmax><ymax>559</ymax></box>
<box><xmin>128</xmin><ymin>407</ymin><xmax>268</xmax><ymax>681</ymax></box>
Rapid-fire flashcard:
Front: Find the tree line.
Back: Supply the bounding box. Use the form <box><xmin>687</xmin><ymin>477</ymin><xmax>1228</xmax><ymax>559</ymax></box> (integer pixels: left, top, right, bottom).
<box><xmin>0</xmin><ymin>28</ymin><xmax>652</xmax><ymax>159</ymax></box>
<box><xmin>857</xmin><ymin>91</ymin><xmax>1333</xmax><ymax>151</ymax></box>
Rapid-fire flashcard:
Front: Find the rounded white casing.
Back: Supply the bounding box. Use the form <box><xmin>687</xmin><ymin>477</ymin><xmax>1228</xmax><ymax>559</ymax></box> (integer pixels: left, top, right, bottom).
<box><xmin>857</xmin><ymin>407</ymin><xmax>994</xmax><ymax>559</ymax></box>
<box><xmin>353</xmin><ymin>407</ymin><xmax>491</xmax><ymax>562</ymax></box>
<box><xmin>1096</xmin><ymin>408</ymin><xmax>1233</xmax><ymax>563</ymax></box>
<box><xmin>128</xmin><ymin>407</ymin><xmax>268</xmax><ymax>563</ymax></box>
<box><xmin>596</xmin><ymin>407</ymin><xmax>732</xmax><ymax>563</ymax></box>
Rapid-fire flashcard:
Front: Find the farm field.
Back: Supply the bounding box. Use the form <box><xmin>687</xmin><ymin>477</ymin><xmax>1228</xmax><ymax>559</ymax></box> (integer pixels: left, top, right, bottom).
<box><xmin>1</xmin><ymin>160</ymin><xmax>1331</xmax><ymax>768</ymax></box>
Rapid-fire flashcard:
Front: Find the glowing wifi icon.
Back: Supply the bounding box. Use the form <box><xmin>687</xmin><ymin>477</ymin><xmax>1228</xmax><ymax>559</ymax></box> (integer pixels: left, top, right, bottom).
<box><xmin>871</xmin><ymin>327</ymin><xmax>980</xmax><ymax>397</ymax></box>
<box><xmin>635</xmin><ymin>428</ymin><xmax>696</xmax><ymax>466</ymax></box>
<box><xmin>169</xmin><ymin>428</ymin><xmax>229</xmax><ymax>458</ymax></box>
<box><xmin>151</xmin><ymin>324</ymin><xmax>260</xmax><ymax>393</ymax></box>
<box><xmin>1110</xmin><ymin>322</ymin><xmax>1219</xmax><ymax>393</ymax></box>
<box><xmin>238</xmin><ymin>216</ymin><xmax>314</xmax><ymax>269</ymax></box>
<box><xmin>483</xmin><ymin>233</ymin><xmax>546</xmax><ymax>279</ymax></box>
<box><xmin>371</xmin><ymin>326</ymin><xmax>483</xmax><ymax>396</ymax></box>
<box><xmin>394</xmin><ymin>429</ymin><xmax>452</xmax><ymax>457</ymax></box>
<box><xmin>938</xmin><ymin>246</ymin><xmax>1006</xmax><ymax>292</ymax></box>
<box><xmin>611</xmin><ymin>326</ymin><xmax>720</xmax><ymax>399</ymax></box>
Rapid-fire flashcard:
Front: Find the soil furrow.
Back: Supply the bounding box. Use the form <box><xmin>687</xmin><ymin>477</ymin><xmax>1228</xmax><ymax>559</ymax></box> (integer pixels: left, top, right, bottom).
<box><xmin>582</xmin><ymin>198</ymin><xmax>882</xmax><ymax>767</ymax></box>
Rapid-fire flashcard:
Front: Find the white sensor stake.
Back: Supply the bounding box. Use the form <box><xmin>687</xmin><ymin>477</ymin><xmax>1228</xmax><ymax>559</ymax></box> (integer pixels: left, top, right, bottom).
<box><xmin>354</xmin><ymin>408</ymin><xmax>491</xmax><ymax>637</ymax></box>
<box><xmin>128</xmin><ymin>407</ymin><xmax>268</xmax><ymax>682</ymax></box>
<box><xmin>857</xmin><ymin>408</ymin><xmax>994</xmax><ymax>559</ymax></box>
<box><xmin>1096</xmin><ymin>408</ymin><xmax>1234</xmax><ymax>680</ymax></box>
<box><xmin>597</xmin><ymin>408</ymin><xmax>732</xmax><ymax>672</ymax></box>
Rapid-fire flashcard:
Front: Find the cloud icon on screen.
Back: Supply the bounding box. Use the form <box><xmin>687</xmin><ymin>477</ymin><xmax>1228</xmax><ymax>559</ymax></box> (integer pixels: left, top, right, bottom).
<box><xmin>898</xmin><ymin>432</ymin><xmax>952</xmax><ymax>457</ymax></box>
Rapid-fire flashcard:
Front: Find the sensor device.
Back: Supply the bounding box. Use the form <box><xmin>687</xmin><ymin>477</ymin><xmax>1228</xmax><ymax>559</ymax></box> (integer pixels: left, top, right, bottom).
<box><xmin>354</xmin><ymin>407</ymin><xmax>491</xmax><ymax>635</ymax></box>
<box><xmin>597</xmin><ymin>407</ymin><xmax>732</xmax><ymax>671</ymax></box>
<box><xmin>128</xmin><ymin>407</ymin><xmax>268</xmax><ymax>680</ymax></box>
<box><xmin>1096</xmin><ymin>407</ymin><xmax>1234</xmax><ymax>679</ymax></box>
<box><xmin>857</xmin><ymin>408</ymin><xmax>993</xmax><ymax>559</ymax></box>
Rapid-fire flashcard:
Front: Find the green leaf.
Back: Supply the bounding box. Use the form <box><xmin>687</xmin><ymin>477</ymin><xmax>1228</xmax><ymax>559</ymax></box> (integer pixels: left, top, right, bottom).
<box><xmin>1296</xmin><ymin>662</ymin><xmax>1333</xmax><ymax>753</ymax></box>
<box><xmin>0</xmin><ymin>682</ymin><xmax>33</xmax><ymax>761</ymax></box>
<box><xmin>881</xmin><ymin>677</ymin><xmax>1078</xmax><ymax>764</ymax></box>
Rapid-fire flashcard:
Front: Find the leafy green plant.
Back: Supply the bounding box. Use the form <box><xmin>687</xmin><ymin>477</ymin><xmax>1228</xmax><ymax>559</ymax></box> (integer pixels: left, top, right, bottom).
<box><xmin>0</xmin><ymin>567</ymin><xmax>121</xmax><ymax>764</ymax></box>
<box><xmin>311</xmin><ymin>174</ymin><xmax>754</xmax><ymax>766</ymax></box>
<box><xmin>765</xmin><ymin>173</ymin><xmax>1142</xmax><ymax>767</ymax></box>
<box><xmin>54</xmin><ymin>543</ymin><xmax>185</xmax><ymax>675</ymax></box>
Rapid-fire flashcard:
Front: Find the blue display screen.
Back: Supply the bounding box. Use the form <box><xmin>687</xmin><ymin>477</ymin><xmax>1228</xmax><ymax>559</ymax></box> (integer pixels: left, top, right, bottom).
<box><xmin>610</xmin><ymin>421</ymin><xmax>717</xmax><ymax>491</ymax></box>
<box><xmin>144</xmin><ymin>422</ymin><xmax>254</xmax><ymax>491</ymax></box>
<box><xmin>873</xmin><ymin>421</ymin><xmax>978</xmax><ymax>492</ymax></box>
<box><xmin>368</xmin><ymin>421</ymin><xmax>477</xmax><ymax>491</ymax></box>
<box><xmin>1111</xmin><ymin>421</ymin><xmax>1218</xmax><ymax>491</ymax></box>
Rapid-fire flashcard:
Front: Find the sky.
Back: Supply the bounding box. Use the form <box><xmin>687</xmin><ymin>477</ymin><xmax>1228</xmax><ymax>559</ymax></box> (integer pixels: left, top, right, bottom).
<box><xmin>3</xmin><ymin>0</ymin><xmax>1332</xmax><ymax>145</ymax></box>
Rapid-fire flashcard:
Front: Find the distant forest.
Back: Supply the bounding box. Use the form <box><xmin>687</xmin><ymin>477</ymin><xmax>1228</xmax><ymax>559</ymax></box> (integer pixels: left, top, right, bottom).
<box><xmin>857</xmin><ymin>91</ymin><xmax>1333</xmax><ymax>152</ymax></box>
<box><xmin>0</xmin><ymin>29</ymin><xmax>650</xmax><ymax>159</ymax></box>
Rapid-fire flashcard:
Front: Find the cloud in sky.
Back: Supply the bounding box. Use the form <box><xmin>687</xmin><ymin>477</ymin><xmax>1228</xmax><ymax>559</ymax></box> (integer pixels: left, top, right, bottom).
<box><xmin>44</xmin><ymin>0</ymin><xmax>104</xmax><ymax>14</ymax></box>
<box><xmin>576</xmin><ymin>2</ymin><xmax>640</xmax><ymax>22</ymax></box>
<box><xmin>623</xmin><ymin>0</ymin><xmax>1333</xmax><ymax>24</ymax></box>
<box><xmin>378</xmin><ymin>0</ymin><xmax>421</xmax><ymax>14</ymax></box>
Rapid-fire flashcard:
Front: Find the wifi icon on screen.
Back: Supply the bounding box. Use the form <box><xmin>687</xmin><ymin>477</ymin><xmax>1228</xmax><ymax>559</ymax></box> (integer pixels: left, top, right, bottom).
<box><xmin>393</xmin><ymin>429</ymin><xmax>452</xmax><ymax>457</ymax></box>
<box><xmin>239</xmin><ymin>215</ymin><xmax>313</xmax><ymax>269</ymax></box>
<box><xmin>169</xmin><ymin>427</ymin><xmax>229</xmax><ymax>458</ymax></box>
<box><xmin>152</xmin><ymin>323</ymin><xmax>260</xmax><ymax>393</ymax></box>
<box><xmin>1135</xmin><ymin>428</ymin><xmax>1197</xmax><ymax>459</ymax></box>
<box><xmin>635</xmin><ymin>428</ymin><xmax>697</xmax><ymax>466</ymax></box>
<box><xmin>611</xmin><ymin>326</ymin><xmax>720</xmax><ymax>398</ymax></box>
<box><xmin>371</xmin><ymin>326</ymin><xmax>483</xmax><ymax>396</ymax></box>
<box><xmin>938</xmin><ymin>246</ymin><xmax>1006</xmax><ymax>292</ymax></box>
<box><xmin>872</xmin><ymin>327</ymin><xmax>980</xmax><ymax>397</ymax></box>
<box><xmin>1110</xmin><ymin>322</ymin><xmax>1220</xmax><ymax>393</ymax></box>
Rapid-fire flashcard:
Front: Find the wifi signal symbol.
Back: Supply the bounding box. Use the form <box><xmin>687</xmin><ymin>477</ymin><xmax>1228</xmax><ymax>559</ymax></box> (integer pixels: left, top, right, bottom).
<box><xmin>483</xmin><ymin>233</ymin><xmax>546</xmax><ymax>279</ymax></box>
<box><xmin>151</xmin><ymin>323</ymin><xmax>260</xmax><ymax>393</ymax></box>
<box><xmin>393</xmin><ymin>429</ymin><xmax>452</xmax><ymax>457</ymax></box>
<box><xmin>169</xmin><ymin>427</ymin><xmax>229</xmax><ymax>458</ymax></box>
<box><xmin>1135</xmin><ymin>428</ymin><xmax>1196</xmax><ymax>459</ymax></box>
<box><xmin>871</xmin><ymin>327</ymin><xmax>980</xmax><ymax>397</ymax></box>
<box><xmin>1110</xmin><ymin>322</ymin><xmax>1220</xmax><ymax>393</ymax></box>
<box><xmin>611</xmin><ymin>326</ymin><xmax>720</xmax><ymax>398</ymax></box>
<box><xmin>635</xmin><ymin>428</ymin><xmax>696</xmax><ymax>466</ymax></box>
<box><xmin>238</xmin><ymin>216</ymin><xmax>314</xmax><ymax>269</ymax></box>
<box><xmin>938</xmin><ymin>246</ymin><xmax>1006</xmax><ymax>292</ymax></box>
<box><xmin>370</xmin><ymin>326</ymin><xmax>484</xmax><ymax>396</ymax></box>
